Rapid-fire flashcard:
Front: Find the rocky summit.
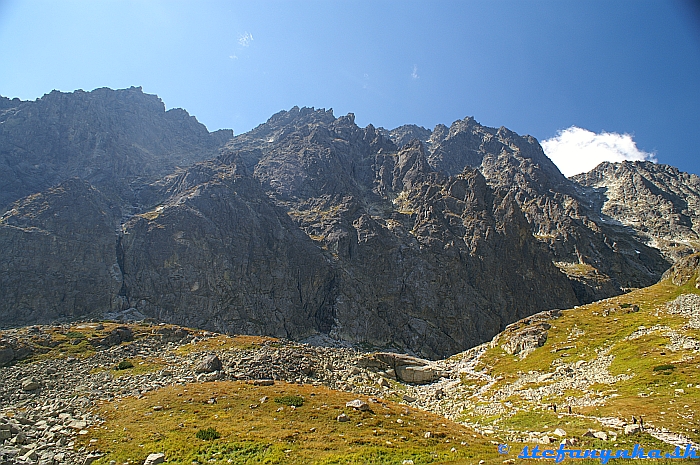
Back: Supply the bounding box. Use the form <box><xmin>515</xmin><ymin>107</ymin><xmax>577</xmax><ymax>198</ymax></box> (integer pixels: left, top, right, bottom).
<box><xmin>0</xmin><ymin>87</ymin><xmax>695</xmax><ymax>358</ymax></box>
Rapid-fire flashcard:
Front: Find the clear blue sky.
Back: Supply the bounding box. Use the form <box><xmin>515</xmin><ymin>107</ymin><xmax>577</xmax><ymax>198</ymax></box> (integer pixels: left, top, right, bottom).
<box><xmin>1</xmin><ymin>0</ymin><xmax>699</xmax><ymax>175</ymax></box>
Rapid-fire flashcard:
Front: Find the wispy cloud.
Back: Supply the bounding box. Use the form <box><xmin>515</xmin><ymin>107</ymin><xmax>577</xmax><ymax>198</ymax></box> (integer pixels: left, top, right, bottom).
<box><xmin>229</xmin><ymin>55</ymin><xmax>238</xmax><ymax>60</ymax></box>
<box><xmin>411</xmin><ymin>64</ymin><xmax>419</xmax><ymax>79</ymax></box>
<box><xmin>541</xmin><ymin>126</ymin><xmax>656</xmax><ymax>177</ymax></box>
<box><xmin>238</xmin><ymin>31</ymin><xmax>253</xmax><ymax>47</ymax></box>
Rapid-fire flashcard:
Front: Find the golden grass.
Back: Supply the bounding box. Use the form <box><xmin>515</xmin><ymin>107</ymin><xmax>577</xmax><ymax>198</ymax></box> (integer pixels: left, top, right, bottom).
<box><xmin>83</xmin><ymin>381</ymin><xmax>499</xmax><ymax>465</ymax></box>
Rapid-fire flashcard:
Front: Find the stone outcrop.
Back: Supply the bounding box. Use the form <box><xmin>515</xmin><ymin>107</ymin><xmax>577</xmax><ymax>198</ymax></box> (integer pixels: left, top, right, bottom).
<box><xmin>661</xmin><ymin>253</ymin><xmax>700</xmax><ymax>287</ymax></box>
<box><xmin>0</xmin><ymin>179</ymin><xmax>123</xmax><ymax>326</ymax></box>
<box><xmin>492</xmin><ymin>309</ymin><xmax>560</xmax><ymax>358</ymax></box>
<box><xmin>359</xmin><ymin>352</ymin><xmax>439</xmax><ymax>384</ymax></box>
<box><xmin>500</xmin><ymin>323</ymin><xmax>550</xmax><ymax>357</ymax></box>
<box><xmin>194</xmin><ymin>354</ymin><xmax>222</xmax><ymax>373</ymax></box>
<box><xmin>210</xmin><ymin>109</ymin><xmax>579</xmax><ymax>357</ymax></box>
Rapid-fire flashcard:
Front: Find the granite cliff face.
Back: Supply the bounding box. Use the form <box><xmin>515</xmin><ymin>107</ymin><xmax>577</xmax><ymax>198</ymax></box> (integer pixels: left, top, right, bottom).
<box><xmin>0</xmin><ymin>179</ymin><xmax>122</xmax><ymax>326</ymax></box>
<box><xmin>0</xmin><ymin>87</ymin><xmax>232</xmax><ymax>212</ymax></box>
<box><xmin>572</xmin><ymin>161</ymin><xmax>700</xmax><ymax>261</ymax></box>
<box><xmin>208</xmin><ymin>111</ymin><xmax>579</xmax><ymax>355</ymax></box>
<box><xmin>0</xmin><ymin>89</ymin><xmax>694</xmax><ymax>358</ymax></box>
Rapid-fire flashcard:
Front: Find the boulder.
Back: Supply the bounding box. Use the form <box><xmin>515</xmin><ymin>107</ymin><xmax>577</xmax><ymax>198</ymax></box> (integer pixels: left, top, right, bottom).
<box><xmin>396</xmin><ymin>366</ymin><xmax>437</xmax><ymax>384</ymax></box>
<box><xmin>94</xmin><ymin>327</ymin><xmax>134</xmax><ymax>347</ymax></box>
<box><xmin>395</xmin><ymin>365</ymin><xmax>436</xmax><ymax>384</ymax></box>
<box><xmin>362</xmin><ymin>352</ymin><xmax>437</xmax><ymax>384</ymax></box>
<box><xmin>21</xmin><ymin>377</ymin><xmax>40</xmax><ymax>391</ymax></box>
<box><xmin>346</xmin><ymin>399</ymin><xmax>370</xmax><ymax>411</ymax></box>
<box><xmin>502</xmin><ymin>323</ymin><xmax>550</xmax><ymax>356</ymax></box>
<box><xmin>84</xmin><ymin>454</ymin><xmax>103</xmax><ymax>465</ymax></box>
<box><xmin>624</xmin><ymin>424</ymin><xmax>641</xmax><ymax>435</ymax></box>
<box><xmin>144</xmin><ymin>453</ymin><xmax>165</xmax><ymax>465</ymax></box>
<box><xmin>252</xmin><ymin>379</ymin><xmax>274</xmax><ymax>386</ymax></box>
<box><xmin>157</xmin><ymin>327</ymin><xmax>190</xmax><ymax>343</ymax></box>
<box><xmin>194</xmin><ymin>354</ymin><xmax>222</xmax><ymax>373</ymax></box>
<box><xmin>0</xmin><ymin>346</ymin><xmax>14</xmax><ymax>366</ymax></box>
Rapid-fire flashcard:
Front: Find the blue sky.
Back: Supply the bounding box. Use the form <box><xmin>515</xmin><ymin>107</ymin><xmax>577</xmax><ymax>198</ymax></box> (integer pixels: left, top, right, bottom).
<box><xmin>1</xmin><ymin>0</ymin><xmax>699</xmax><ymax>175</ymax></box>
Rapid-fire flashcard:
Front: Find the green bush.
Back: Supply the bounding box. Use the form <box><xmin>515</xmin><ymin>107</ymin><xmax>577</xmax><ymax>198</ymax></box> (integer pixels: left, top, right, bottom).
<box><xmin>115</xmin><ymin>360</ymin><xmax>134</xmax><ymax>370</ymax></box>
<box><xmin>274</xmin><ymin>395</ymin><xmax>304</xmax><ymax>407</ymax></box>
<box><xmin>652</xmin><ymin>364</ymin><xmax>675</xmax><ymax>372</ymax></box>
<box><xmin>196</xmin><ymin>427</ymin><xmax>221</xmax><ymax>440</ymax></box>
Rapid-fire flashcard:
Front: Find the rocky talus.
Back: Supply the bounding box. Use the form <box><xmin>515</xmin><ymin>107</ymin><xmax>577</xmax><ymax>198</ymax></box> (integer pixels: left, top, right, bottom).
<box><xmin>3</xmin><ymin>290</ymin><xmax>698</xmax><ymax>465</ymax></box>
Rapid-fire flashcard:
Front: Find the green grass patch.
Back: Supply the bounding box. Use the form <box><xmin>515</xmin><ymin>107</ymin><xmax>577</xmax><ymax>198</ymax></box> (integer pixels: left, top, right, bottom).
<box><xmin>652</xmin><ymin>364</ymin><xmax>675</xmax><ymax>372</ymax></box>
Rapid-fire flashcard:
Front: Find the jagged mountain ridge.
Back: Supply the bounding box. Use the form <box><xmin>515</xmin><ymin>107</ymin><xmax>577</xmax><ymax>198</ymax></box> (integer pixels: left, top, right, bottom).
<box><xmin>0</xmin><ymin>88</ymin><xmax>692</xmax><ymax>358</ymax></box>
<box><xmin>384</xmin><ymin>118</ymin><xmax>669</xmax><ymax>303</ymax></box>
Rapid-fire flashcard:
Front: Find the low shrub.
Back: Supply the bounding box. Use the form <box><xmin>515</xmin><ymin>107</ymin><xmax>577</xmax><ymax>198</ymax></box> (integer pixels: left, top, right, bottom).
<box><xmin>652</xmin><ymin>364</ymin><xmax>675</xmax><ymax>372</ymax></box>
<box><xmin>196</xmin><ymin>427</ymin><xmax>221</xmax><ymax>440</ymax></box>
<box><xmin>274</xmin><ymin>395</ymin><xmax>304</xmax><ymax>407</ymax></box>
<box><xmin>115</xmin><ymin>360</ymin><xmax>134</xmax><ymax>370</ymax></box>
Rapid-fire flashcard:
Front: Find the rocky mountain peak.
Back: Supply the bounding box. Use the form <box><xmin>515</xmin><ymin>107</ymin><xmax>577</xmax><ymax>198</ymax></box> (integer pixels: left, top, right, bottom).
<box><xmin>384</xmin><ymin>124</ymin><xmax>432</xmax><ymax>148</ymax></box>
<box><xmin>571</xmin><ymin>160</ymin><xmax>700</xmax><ymax>261</ymax></box>
<box><xmin>0</xmin><ymin>87</ymin><xmax>233</xmax><ymax>212</ymax></box>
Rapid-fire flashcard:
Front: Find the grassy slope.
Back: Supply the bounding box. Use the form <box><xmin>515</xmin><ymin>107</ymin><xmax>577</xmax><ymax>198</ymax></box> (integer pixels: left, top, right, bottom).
<box><xmin>83</xmin><ymin>381</ymin><xmax>497</xmax><ymax>465</ymax></box>
<box><xmin>468</xmin><ymin>268</ymin><xmax>700</xmax><ymax>453</ymax></box>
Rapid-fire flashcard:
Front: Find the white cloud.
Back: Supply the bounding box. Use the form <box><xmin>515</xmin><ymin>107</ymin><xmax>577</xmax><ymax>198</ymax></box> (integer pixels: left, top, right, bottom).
<box><xmin>541</xmin><ymin>126</ymin><xmax>656</xmax><ymax>177</ymax></box>
<box><xmin>411</xmin><ymin>64</ymin><xmax>419</xmax><ymax>79</ymax></box>
<box><xmin>238</xmin><ymin>32</ymin><xmax>253</xmax><ymax>47</ymax></box>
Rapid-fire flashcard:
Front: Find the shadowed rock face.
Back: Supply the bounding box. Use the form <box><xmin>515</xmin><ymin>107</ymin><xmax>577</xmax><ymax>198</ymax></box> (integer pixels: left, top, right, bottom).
<box><xmin>394</xmin><ymin>118</ymin><xmax>670</xmax><ymax>303</ymax></box>
<box><xmin>197</xmin><ymin>110</ymin><xmax>579</xmax><ymax>357</ymax></box>
<box><xmin>0</xmin><ymin>179</ymin><xmax>122</xmax><ymax>325</ymax></box>
<box><xmin>0</xmin><ymin>92</ymin><xmax>690</xmax><ymax>358</ymax></box>
<box><xmin>119</xmin><ymin>159</ymin><xmax>337</xmax><ymax>342</ymax></box>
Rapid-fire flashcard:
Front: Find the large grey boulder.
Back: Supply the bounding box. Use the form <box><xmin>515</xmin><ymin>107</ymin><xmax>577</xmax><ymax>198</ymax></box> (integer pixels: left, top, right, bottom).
<box><xmin>194</xmin><ymin>354</ymin><xmax>222</xmax><ymax>373</ymax></box>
